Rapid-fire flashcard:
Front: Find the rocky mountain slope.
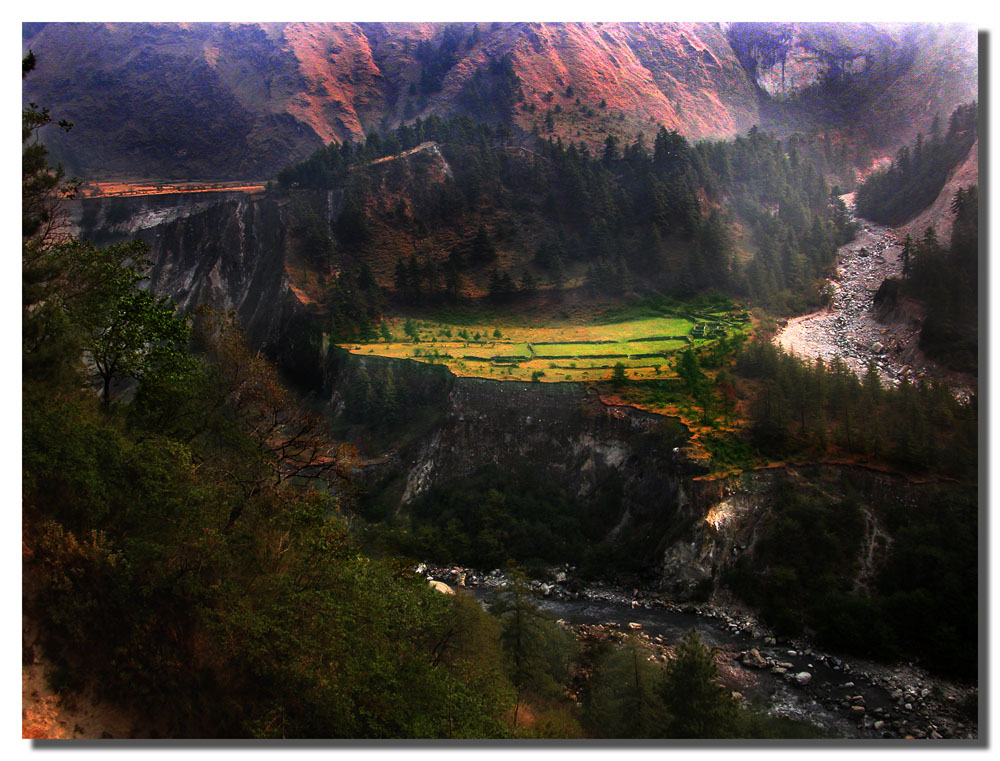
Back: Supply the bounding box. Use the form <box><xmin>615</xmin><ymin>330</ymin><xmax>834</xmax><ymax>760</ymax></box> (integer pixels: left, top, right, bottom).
<box><xmin>729</xmin><ymin>23</ymin><xmax>977</xmax><ymax>144</ymax></box>
<box><xmin>899</xmin><ymin>139</ymin><xmax>980</xmax><ymax>241</ymax></box>
<box><xmin>23</xmin><ymin>21</ymin><xmax>976</xmax><ymax>180</ymax></box>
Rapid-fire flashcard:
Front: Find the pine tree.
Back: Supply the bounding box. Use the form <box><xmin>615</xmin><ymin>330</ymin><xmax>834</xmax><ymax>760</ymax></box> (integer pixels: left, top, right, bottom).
<box><xmin>519</xmin><ymin>271</ymin><xmax>537</xmax><ymax>295</ymax></box>
<box><xmin>611</xmin><ymin>362</ymin><xmax>627</xmax><ymax>386</ymax></box>
<box><xmin>583</xmin><ymin>636</ymin><xmax>668</xmax><ymax>738</ymax></box>
<box><xmin>471</xmin><ymin>224</ymin><xmax>497</xmax><ymax>263</ymax></box>
<box><xmin>658</xmin><ymin>629</ymin><xmax>740</xmax><ymax>738</ymax></box>
<box><xmin>489</xmin><ymin>575</ymin><xmax>576</xmax><ymax>729</ymax></box>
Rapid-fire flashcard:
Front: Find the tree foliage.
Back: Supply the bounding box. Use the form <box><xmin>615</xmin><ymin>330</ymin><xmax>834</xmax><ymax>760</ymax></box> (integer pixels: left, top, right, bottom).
<box><xmin>582</xmin><ymin>635</ymin><xmax>668</xmax><ymax>738</ymax></box>
<box><xmin>658</xmin><ymin>629</ymin><xmax>741</xmax><ymax>738</ymax></box>
<box><xmin>489</xmin><ymin>574</ymin><xmax>579</xmax><ymax>732</ymax></box>
<box><xmin>735</xmin><ymin>338</ymin><xmax>976</xmax><ymax>477</ymax></box>
<box><xmin>275</xmin><ymin>113</ymin><xmax>857</xmax><ymax>314</ymax></box>
<box><xmin>903</xmin><ymin>187</ymin><xmax>978</xmax><ymax>372</ymax></box>
<box><xmin>855</xmin><ymin>102</ymin><xmax>978</xmax><ymax>226</ymax></box>
<box><xmin>23</xmin><ymin>60</ymin><xmax>519</xmax><ymax>738</ymax></box>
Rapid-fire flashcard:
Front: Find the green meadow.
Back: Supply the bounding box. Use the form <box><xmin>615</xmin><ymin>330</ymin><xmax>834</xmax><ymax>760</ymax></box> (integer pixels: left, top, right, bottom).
<box><xmin>341</xmin><ymin>309</ymin><xmax>749</xmax><ymax>383</ymax></box>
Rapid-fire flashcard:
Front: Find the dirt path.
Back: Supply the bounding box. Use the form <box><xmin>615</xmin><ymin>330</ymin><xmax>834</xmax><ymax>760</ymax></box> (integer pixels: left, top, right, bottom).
<box><xmin>775</xmin><ymin>195</ymin><xmax>975</xmax><ymax>399</ymax></box>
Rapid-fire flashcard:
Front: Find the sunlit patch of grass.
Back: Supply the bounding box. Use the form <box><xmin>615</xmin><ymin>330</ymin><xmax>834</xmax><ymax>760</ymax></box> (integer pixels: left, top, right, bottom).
<box><xmin>340</xmin><ymin>307</ymin><xmax>750</xmax><ymax>384</ymax></box>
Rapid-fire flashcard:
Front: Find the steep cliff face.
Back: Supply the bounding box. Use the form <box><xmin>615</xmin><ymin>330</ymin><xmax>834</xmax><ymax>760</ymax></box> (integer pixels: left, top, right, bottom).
<box><xmin>77</xmin><ymin>190</ymin><xmax>324</xmax><ymax>384</ymax></box>
<box><xmin>23</xmin><ymin>23</ymin><xmax>324</xmax><ymax>180</ymax></box>
<box><xmin>729</xmin><ymin>22</ymin><xmax>898</xmax><ymax>100</ymax></box>
<box><xmin>867</xmin><ymin>23</ymin><xmax>979</xmax><ymax>146</ymax></box>
<box><xmin>325</xmin><ymin>351</ymin><xmax>694</xmax><ymax>565</ymax></box>
<box><xmin>499</xmin><ymin>22</ymin><xmax>760</xmax><ymax>144</ymax></box>
<box><xmin>727</xmin><ymin>22</ymin><xmax>977</xmax><ymax>143</ymax></box>
<box><xmin>72</xmin><ymin>138</ymin><xmax>471</xmax><ymax>354</ymax></box>
<box><xmin>23</xmin><ymin>21</ymin><xmax>757</xmax><ymax>179</ymax></box>
<box><xmin>659</xmin><ymin>465</ymin><xmax>922</xmax><ymax>597</ymax></box>
<box><xmin>323</xmin><ymin>350</ymin><xmax>961</xmax><ymax>598</ymax></box>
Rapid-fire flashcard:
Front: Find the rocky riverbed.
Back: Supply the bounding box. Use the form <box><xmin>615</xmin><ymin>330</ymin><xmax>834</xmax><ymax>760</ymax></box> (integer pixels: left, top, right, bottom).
<box><xmin>418</xmin><ymin>564</ymin><xmax>978</xmax><ymax>740</ymax></box>
<box><xmin>775</xmin><ymin>196</ymin><xmax>975</xmax><ymax>400</ymax></box>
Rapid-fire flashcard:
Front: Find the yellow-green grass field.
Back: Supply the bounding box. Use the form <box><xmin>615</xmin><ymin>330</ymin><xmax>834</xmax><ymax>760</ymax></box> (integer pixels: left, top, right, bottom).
<box><xmin>339</xmin><ymin>312</ymin><xmax>749</xmax><ymax>383</ymax></box>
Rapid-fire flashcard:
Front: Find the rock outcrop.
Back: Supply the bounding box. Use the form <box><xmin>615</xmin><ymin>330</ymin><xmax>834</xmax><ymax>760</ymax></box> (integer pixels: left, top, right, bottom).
<box><xmin>74</xmin><ymin>188</ymin><xmax>326</xmax><ymax>387</ymax></box>
<box><xmin>726</xmin><ymin>22</ymin><xmax>977</xmax><ymax>144</ymax></box>
<box><xmin>656</xmin><ymin>463</ymin><xmax>951</xmax><ymax>599</ymax></box>
<box><xmin>325</xmin><ymin>349</ymin><xmax>695</xmax><ymax>574</ymax></box>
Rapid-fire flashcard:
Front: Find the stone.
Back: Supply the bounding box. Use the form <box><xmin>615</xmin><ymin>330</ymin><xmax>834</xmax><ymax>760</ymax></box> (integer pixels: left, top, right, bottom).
<box><xmin>851</xmin><ymin>705</ymin><xmax>866</xmax><ymax>714</ymax></box>
<box><xmin>874</xmin><ymin>720</ymin><xmax>885</xmax><ymax>731</ymax></box>
<box><xmin>793</xmin><ymin>671</ymin><xmax>812</xmax><ymax>686</ymax></box>
<box><xmin>772</xmin><ymin>667</ymin><xmax>788</xmax><ymax>676</ymax></box>
<box><xmin>741</xmin><ymin>649</ymin><xmax>768</xmax><ymax>669</ymax></box>
<box><xmin>628</xmin><ymin>622</ymin><xmax>642</xmax><ymax>631</ymax></box>
<box><xmin>428</xmin><ymin>579</ymin><xmax>455</xmax><ymax>596</ymax></box>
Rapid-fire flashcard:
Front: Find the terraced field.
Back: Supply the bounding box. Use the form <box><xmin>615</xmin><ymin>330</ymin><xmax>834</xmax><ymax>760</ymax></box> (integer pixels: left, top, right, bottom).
<box><xmin>339</xmin><ymin>309</ymin><xmax>750</xmax><ymax>383</ymax></box>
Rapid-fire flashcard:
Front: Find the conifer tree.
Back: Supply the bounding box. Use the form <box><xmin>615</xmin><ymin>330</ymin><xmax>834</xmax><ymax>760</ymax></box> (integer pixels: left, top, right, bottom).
<box><xmin>658</xmin><ymin>628</ymin><xmax>739</xmax><ymax>738</ymax></box>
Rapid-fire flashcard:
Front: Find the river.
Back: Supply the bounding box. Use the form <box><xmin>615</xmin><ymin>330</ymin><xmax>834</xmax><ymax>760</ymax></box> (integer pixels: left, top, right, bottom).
<box><xmin>774</xmin><ymin>194</ymin><xmax>975</xmax><ymax>399</ymax></box>
<box><xmin>411</xmin><ymin>199</ymin><xmax>982</xmax><ymax>739</ymax></box>
<box><xmin>421</xmin><ymin>566</ymin><xmax>977</xmax><ymax>740</ymax></box>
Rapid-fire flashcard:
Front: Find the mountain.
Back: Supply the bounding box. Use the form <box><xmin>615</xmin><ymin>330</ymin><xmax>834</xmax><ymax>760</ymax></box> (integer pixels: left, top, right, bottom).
<box><xmin>22</xmin><ymin>21</ymin><xmax>976</xmax><ymax>181</ymax></box>
<box><xmin>728</xmin><ymin>22</ymin><xmax>979</xmax><ymax>145</ymax></box>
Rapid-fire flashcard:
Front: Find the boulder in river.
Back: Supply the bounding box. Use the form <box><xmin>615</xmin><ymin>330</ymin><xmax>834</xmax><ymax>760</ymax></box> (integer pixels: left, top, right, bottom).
<box><xmin>428</xmin><ymin>579</ymin><xmax>455</xmax><ymax>595</ymax></box>
<box><xmin>793</xmin><ymin>671</ymin><xmax>813</xmax><ymax>686</ymax></box>
<box><xmin>740</xmin><ymin>649</ymin><xmax>768</xmax><ymax>669</ymax></box>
